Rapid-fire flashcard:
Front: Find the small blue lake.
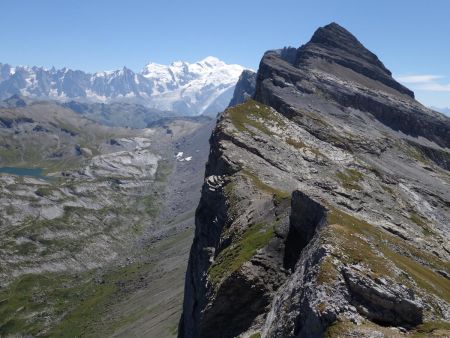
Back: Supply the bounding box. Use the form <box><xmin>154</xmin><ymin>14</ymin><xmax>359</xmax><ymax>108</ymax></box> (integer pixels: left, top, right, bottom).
<box><xmin>0</xmin><ymin>166</ymin><xmax>46</xmax><ymax>178</ymax></box>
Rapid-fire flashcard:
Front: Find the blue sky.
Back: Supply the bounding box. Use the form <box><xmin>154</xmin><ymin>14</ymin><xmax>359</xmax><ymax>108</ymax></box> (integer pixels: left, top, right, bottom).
<box><xmin>1</xmin><ymin>0</ymin><xmax>449</xmax><ymax>107</ymax></box>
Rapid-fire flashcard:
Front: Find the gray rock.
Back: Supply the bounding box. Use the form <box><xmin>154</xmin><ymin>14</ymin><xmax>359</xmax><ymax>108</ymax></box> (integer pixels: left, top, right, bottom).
<box><xmin>228</xmin><ymin>70</ymin><xmax>257</xmax><ymax>107</ymax></box>
<box><xmin>180</xmin><ymin>22</ymin><xmax>450</xmax><ymax>338</ymax></box>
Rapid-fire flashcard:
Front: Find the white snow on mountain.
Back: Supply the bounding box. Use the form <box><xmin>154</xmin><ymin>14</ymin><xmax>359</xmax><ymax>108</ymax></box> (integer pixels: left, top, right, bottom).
<box><xmin>0</xmin><ymin>57</ymin><xmax>246</xmax><ymax>115</ymax></box>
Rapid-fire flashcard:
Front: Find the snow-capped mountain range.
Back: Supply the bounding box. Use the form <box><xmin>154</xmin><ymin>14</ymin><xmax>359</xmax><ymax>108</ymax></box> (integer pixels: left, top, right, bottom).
<box><xmin>0</xmin><ymin>57</ymin><xmax>245</xmax><ymax>115</ymax></box>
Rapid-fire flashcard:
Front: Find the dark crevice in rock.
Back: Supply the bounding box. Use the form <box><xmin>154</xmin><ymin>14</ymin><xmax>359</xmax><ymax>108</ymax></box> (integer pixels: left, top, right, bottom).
<box><xmin>200</xmin><ymin>272</ymin><xmax>270</xmax><ymax>338</ymax></box>
<box><xmin>283</xmin><ymin>191</ymin><xmax>327</xmax><ymax>271</ymax></box>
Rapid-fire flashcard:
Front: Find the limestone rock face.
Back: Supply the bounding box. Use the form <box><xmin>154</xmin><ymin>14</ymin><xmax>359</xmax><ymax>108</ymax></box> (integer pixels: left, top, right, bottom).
<box><xmin>228</xmin><ymin>70</ymin><xmax>257</xmax><ymax>107</ymax></box>
<box><xmin>180</xmin><ymin>23</ymin><xmax>450</xmax><ymax>338</ymax></box>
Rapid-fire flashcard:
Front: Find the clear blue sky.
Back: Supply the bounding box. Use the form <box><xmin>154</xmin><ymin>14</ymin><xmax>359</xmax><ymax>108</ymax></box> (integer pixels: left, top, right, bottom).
<box><xmin>1</xmin><ymin>0</ymin><xmax>449</xmax><ymax>107</ymax></box>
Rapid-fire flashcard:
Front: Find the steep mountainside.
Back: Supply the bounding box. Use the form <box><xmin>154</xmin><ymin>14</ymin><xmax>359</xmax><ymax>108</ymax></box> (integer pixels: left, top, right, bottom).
<box><xmin>228</xmin><ymin>70</ymin><xmax>257</xmax><ymax>107</ymax></box>
<box><xmin>0</xmin><ymin>57</ymin><xmax>245</xmax><ymax>115</ymax></box>
<box><xmin>0</xmin><ymin>100</ymin><xmax>213</xmax><ymax>336</ymax></box>
<box><xmin>180</xmin><ymin>23</ymin><xmax>450</xmax><ymax>337</ymax></box>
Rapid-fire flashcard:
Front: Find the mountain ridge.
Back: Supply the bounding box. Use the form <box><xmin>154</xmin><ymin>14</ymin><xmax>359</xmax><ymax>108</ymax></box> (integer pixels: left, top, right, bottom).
<box><xmin>0</xmin><ymin>56</ymin><xmax>245</xmax><ymax>115</ymax></box>
<box><xmin>179</xmin><ymin>22</ymin><xmax>450</xmax><ymax>338</ymax></box>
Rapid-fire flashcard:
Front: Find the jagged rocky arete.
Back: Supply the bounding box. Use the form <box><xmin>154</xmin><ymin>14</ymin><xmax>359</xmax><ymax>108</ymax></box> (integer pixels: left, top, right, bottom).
<box><xmin>179</xmin><ymin>23</ymin><xmax>450</xmax><ymax>337</ymax></box>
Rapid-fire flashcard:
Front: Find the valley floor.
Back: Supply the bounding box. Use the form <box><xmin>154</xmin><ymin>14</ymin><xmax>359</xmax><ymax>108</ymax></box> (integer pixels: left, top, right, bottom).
<box><xmin>0</xmin><ymin>101</ymin><xmax>213</xmax><ymax>337</ymax></box>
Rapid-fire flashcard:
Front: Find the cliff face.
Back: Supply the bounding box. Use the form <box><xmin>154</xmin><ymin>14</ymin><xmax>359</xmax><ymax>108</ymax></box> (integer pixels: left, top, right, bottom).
<box><xmin>180</xmin><ymin>23</ymin><xmax>450</xmax><ymax>337</ymax></box>
<box><xmin>228</xmin><ymin>70</ymin><xmax>257</xmax><ymax>107</ymax></box>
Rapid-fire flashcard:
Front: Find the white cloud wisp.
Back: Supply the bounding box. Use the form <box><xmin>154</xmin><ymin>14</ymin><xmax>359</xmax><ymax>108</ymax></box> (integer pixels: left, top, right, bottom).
<box><xmin>396</xmin><ymin>74</ymin><xmax>450</xmax><ymax>92</ymax></box>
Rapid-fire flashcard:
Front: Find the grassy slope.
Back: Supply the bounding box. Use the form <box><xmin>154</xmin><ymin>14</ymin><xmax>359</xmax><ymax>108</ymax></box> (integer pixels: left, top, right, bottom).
<box><xmin>222</xmin><ymin>101</ymin><xmax>450</xmax><ymax>336</ymax></box>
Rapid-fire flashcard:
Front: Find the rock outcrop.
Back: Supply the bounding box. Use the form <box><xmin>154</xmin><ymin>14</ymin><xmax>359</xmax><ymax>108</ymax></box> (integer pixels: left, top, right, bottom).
<box><xmin>228</xmin><ymin>70</ymin><xmax>257</xmax><ymax>107</ymax></box>
<box><xmin>180</xmin><ymin>23</ymin><xmax>450</xmax><ymax>337</ymax></box>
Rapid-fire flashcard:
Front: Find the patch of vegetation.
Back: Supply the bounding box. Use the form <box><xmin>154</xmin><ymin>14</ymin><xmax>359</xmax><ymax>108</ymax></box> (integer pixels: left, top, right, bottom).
<box><xmin>138</xmin><ymin>195</ymin><xmax>159</xmax><ymax>219</ymax></box>
<box><xmin>316</xmin><ymin>255</ymin><xmax>340</xmax><ymax>285</ymax></box>
<box><xmin>155</xmin><ymin>158</ymin><xmax>172</xmax><ymax>182</ymax></box>
<box><xmin>409</xmin><ymin>212</ymin><xmax>426</xmax><ymax>227</ymax></box>
<box><xmin>208</xmin><ymin>222</ymin><xmax>274</xmax><ymax>286</ymax></box>
<box><xmin>285</xmin><ymin>137</ymin><xmax>325</xmax><ymax>159</ymax></box>
<box><xmin>409</xmin><ymin>211</ymin><xmax>433</xmax><ymax>236</ymax></box>
<box><xmin>168</xmin><ymin>323</ymin><xmax>179</xmax><ymax>336</ymax></box>
<box><xmin>166</xmin><ymin>209</ymin><xmax>196</xmax><ymax>227</ymax></box>
<box><xmin>321</xmin><ymin>222</ymin><xmax>392</xmax><ymax>280</ymax></box>
<box><xmin>336</xmin><ymin>168</ymin><xmax>364</xmax><ymax>190</ymax></box>
<box><xmin>227</xmin><ymin>99</ymin><xmax>285</xmax><ymax>136</ymax></box>
<box><xmin>0</xmin><ymin>145</ymin><xmax>20</xmax><ymax>163</ymax></box>
<box><xmin>414</xmin><ymin>321</ymin><xmax>450</xmax><ymax>337</ymax></box>
<box><xmin>381</xmin><ymin>183</ymin><xmax>394</xmax><ymax>196</ymax></box>
<box><xmin>55</xmin><ymin>119</ymin><xmax>81</xmax><ymax>137</ymax></box>
<box><xmin>286</xmin><ymin>137</ymin><xmax>306</xmax><ymax>149</ymax></box>
<box><xmin>223</xmin><ymin>180</ymin><xmax>239</xmax><ymax>219</ymax></box>
<box><xmin>242</xmin><ymin>169</ymin><xmax>290</xmax><ymax>201</ymax></box>
<box><xmin>403</xmin><ymin>142</ymin><xmax>429</xmax><ymax>165</ymax></box>
<box><xmin>35</xmin><ymin>185</ymin><xmax>54</xmax><ymax>197</ymax></box>
<box><xmin>0</xmin><ymin>252</ymin><xmax>164</xmax><ymax>338</ymax></box>
<box><xmin>327</xmin><ymin>207</ymin><xmax>450</xmax><ymax>303</ymax></box>
<box><xmin>0</xmin><ymin>273</ymin><xmax>92</xmax><ymax>336</ymax></box>
<box><xmin>324</xmin><ymin>318</ymin><xmax>435</xmax><ymax>337</ymax></box>
<box><xmin>16</xmin><ymin>241</ymin><xmax>37</xmax><ymax>255</ymax></box>
<box><xmin>324</xmin><ymin>319</ymin><xmax>355</xmax><ymax>338</ymax></box>
<box><xmin>383</xmin><ymin>249</ymin><xmax>450</xmax><ymax>303</ymax></box>
<box><xmin>249</xmin><ymin>333</ymin><xmax>261</xmax><ymax>338</ymax></box>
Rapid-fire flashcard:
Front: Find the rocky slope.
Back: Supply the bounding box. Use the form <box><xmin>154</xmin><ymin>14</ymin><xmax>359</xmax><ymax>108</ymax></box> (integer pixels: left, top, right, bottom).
<box><xmin>180</xmin><ymin>23</ymin><xmax>450</xmax><ymax>337</ymax></box>
<box><xmin>0</xmin><ymin>100</ymin><xmax>213</xmax><ymax>336</ymax></box>
<box><xmin>228</xmin><ymin>70</ymin><xmax>257</xmax><ymax>107</ymax></box>
<box><xmin>62</xmin><ymin>100</ymin><xmax>181</xmax><ymax>128</ymax></box>
<box><xmin>0</xmin><ymin>57</ymin><xmax>245</xmax><ymax>115</ymax></box>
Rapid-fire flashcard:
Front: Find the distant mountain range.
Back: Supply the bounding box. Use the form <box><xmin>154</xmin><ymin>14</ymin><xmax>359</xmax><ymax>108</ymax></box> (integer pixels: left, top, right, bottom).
<box><xmin>0</xmin><ymin>57</ymin><xmax>245</xmax><ymax>115</ymax></box>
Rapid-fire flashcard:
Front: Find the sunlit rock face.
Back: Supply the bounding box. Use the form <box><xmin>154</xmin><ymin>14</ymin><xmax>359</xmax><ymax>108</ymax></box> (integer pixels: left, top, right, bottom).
<box><xmin>179</xmin><ymin>23</ymin><xmax>450</xmax><ymax>338</ymax></box>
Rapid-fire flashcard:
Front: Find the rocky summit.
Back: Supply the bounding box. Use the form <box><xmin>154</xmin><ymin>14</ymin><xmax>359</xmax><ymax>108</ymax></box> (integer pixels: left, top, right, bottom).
<box><xmin>179</xmin><ymin>23</ymin><xmax>450</xmax><ymax>337</ymax></box>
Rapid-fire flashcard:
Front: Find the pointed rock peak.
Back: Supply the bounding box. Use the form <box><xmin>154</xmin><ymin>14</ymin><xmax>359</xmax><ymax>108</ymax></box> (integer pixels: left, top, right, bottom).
<box><xmin>307</xmin><ymin>22</ymin><xmax>386</xmax><ymax>72</ymax></box>
<box><xmin>296</xmin><ymin>22</ymin><xmax>414</xmax><ymax>98</ymax></box>
<box><xmin>310</xmin><ymin>22</ymin><xmax>359</xmax><ymax>46</ymax></box>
